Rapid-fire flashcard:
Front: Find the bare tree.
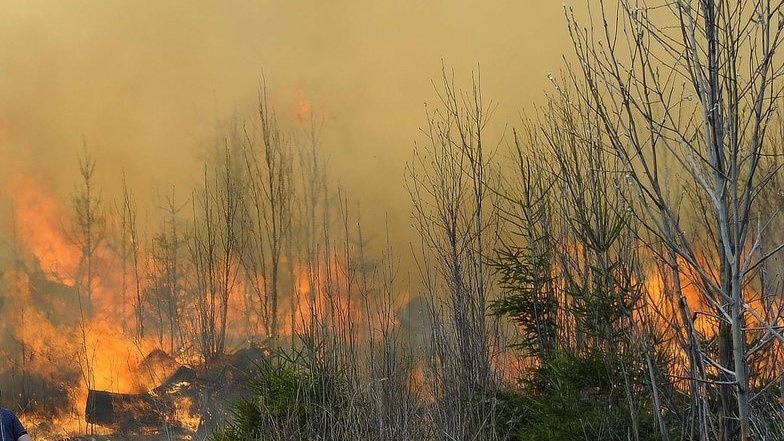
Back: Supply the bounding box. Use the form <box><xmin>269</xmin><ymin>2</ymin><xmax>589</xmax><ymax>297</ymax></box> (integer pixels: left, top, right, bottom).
<box><xmin>149</xmin><ymin>187</ymin><xmax>187</xmax><ymax>354</ymax></box>
<box><xmin>190</xmin><ymin>145</ymin><xmax>245</xmax><ymax>361</ymax></box>
<box><xmin>563</xmin><ymin>1</ymin><xmax>784</xmax><ymax>438</ymax></box>
<box><xmin>71</xmin><ymin>148</ymin><xmax>105</xmax><ymax>434</ymax></box>
<box><xmin>121</xmin><ymin>176</ymin><xmax>145</xmax><ymax>342</ymax></box>
<box><xmin>296</xmin><ymin>118</ymin><xmax>327</xmax><ymax>343</ymax></box>
<box><xmin>240</xmin><ymin>83</ymin><xmax>294</xmax><ymax>341</ymax></box>
<box><xmin>406</xmin><ymin>66</ymin><xmax>501</xmax><ymax>440</ymax></box>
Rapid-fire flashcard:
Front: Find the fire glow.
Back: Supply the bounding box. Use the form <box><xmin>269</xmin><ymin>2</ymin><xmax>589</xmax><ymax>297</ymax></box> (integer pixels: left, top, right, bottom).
<box><xmin>0</xmin><ymin>170</ymin><xmax>412</xmax><ymax>439</ymax></box>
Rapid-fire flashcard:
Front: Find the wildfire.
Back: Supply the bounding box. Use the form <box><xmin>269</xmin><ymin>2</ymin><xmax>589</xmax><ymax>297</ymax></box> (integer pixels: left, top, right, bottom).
<box><xmin>0</xmin><ymin>170</ymin><xmax>411</xmax><ymax>439</ymax></box>
<box><xmin>1</xmin><ymin>171</ymin><xmax>163</xmax><ymax>438</ymax></box>
<box><xmin>7</xmin><ymin>172</ymin><xmax>80</xmax><ymax>283</ymax></box>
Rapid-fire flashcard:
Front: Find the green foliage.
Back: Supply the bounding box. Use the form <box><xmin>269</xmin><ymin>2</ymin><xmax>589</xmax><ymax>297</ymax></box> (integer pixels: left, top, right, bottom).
<box><xmin>496</xmin><ymin>351</ymin><xmax>659</xmax><ymax>441</ymax></box>
<box><xmin>207</xmin><ymin>347</ymin><xmax>352</xmax><ymax>441</ymax></box>
<box><xmin>566</xmin><ymin>264</ymin><xmax>636</xmax><ymax>349</ymax></box>
<box><xmin>491</xmin><ymin>242</ymin><xmax>557</xmax><ymax>359</ymax></box>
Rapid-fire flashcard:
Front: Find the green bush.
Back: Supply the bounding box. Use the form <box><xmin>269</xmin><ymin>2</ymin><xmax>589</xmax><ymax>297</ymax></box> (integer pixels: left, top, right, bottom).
<box><xmin>496</xmin><ymin>351</ymin><xmax>659</xmax><ymax>441</ymax></box>
<box><xmin>207</xmin><ymin>348</ymin><xmax>352</xmax><ymax>441</ymax></box>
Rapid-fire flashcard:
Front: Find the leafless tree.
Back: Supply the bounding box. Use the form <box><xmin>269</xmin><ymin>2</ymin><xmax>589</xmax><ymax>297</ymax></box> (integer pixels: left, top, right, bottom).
<box><xmin>190</xmin><ymin>145</ymin><xmax>245</xmax><ymax>361</ymax></box>
<box><xmin>563</xmin><ymin>1</ymin><xmax>784</xmax><ymax>438</ymax></box>
<box><xmin>71</xmin><ymin>148</ymin><xmax>105</xmax><ymax>434</ymax></box>
<box><xmin>406</xmin><ymin>66</ymin><xmax>501</xmax><ymax>440</ymax></box>
<box><xmin>240</xmin><ymin>83</ymin><xmax>294</xmax><ymax>341</ymax></box>
<box><xmin>149</xmin><ymin>187</ymin><xmax>187</xmax><ymax>354</ymax></box>
<box><xmin>121</xmin><ymin>176</ymin><xmax>145</xmax><ymax>342</ymax></box>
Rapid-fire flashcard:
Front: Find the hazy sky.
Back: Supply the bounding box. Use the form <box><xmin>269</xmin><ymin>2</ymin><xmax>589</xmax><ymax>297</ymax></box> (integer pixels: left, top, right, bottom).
<box><xmin>0</xmin><ymin>1</ymin><xmax>573</xmax><ymax>234</ymax></box>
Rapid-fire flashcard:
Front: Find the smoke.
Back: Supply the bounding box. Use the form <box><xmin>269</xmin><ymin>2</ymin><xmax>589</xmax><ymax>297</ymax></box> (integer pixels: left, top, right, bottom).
<box><xmin>0</xmin><ymin>4</ymin><xmax>590</xmax><ymax>437</ymax></box>
<box><xmin>0</xmin><ymin>1</ymin><xmax>569</xmax><ymax>226</ymax></box>
<box><xmin>0</xmin><ymin>0</ymin><xmax>572</xmax><ymax>420</ymax></box>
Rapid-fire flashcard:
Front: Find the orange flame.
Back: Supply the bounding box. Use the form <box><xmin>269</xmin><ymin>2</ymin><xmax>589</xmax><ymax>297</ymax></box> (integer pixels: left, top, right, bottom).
<box><xmin>1</xmin><ymin>172</ymin><xmax>163</xmax><ymax>438</ymax></box>
<box><xmin>7</xmin><ymin>172</ymin><xmax>80</xmax><ymax>283</ymax></box>
<box><xmin>1</xmin><ymin>170</ymin><xmax>413</xmax><ymax>439</ymax></box>
<box><xmin>294</xmin><ymin>84</ymin><xmax>312</xmax><ymax>122</ymax></box>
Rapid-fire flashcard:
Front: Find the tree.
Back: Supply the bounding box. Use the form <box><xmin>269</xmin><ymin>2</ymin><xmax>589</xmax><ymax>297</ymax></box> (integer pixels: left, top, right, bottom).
<box><xmin>121</xmin><ymin>175</ymin><xmax>145</xmax><ymax>342</ymax></box>
<box><xmin>72</xmin><ymin>148</ymin><xmax>105</xmax><ymax>434</ymax></box>
<box><xmin>493</xmin><ymin>91</ymin><xmax>663</xmax><ymax>441</ymax></box>
<box><xmin>72</xmin><ymin>148</ymin><xmax>105</xmax><ymax>312</ymax></box>
<box><xmin>240</xmin><ymin>84</ymin><xmax>294</xmax><ymax>340</ymax></box>
<box><xmin>190</xmin><ymin>145</ymin><xmax>245</xmax><ymax>361</ymax></box>
<box><xmin>563</xmin><ymin>1</ymin><xmax>784</xmax><ymax>438</ymax></box>
<box><xmin>491</xmin><ymin>127</ymin><xmax>559</xmax><ymax>363</ymax></box>
<box><xmin>149</xmin><ymin>187</ymin><xmax>187</xmax><ymax>354</ymax></box>
<box><xmin>406</xmin><ymin>66</ymin><xmax>501</xmax><ymax>439</ymax></box>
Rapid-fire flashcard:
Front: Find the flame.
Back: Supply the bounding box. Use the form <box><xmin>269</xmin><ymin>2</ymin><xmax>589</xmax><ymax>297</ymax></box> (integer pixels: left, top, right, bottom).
<box><xmin>282</xmin><ymin>261</ymin><xmax>375</xmax><ymax>338</ymax></box>
<box><xmin>172</xmin><ymin>396</ymin><xmax>201</xmax><ymax>433</ymax></box>
<box><xmin>0</xmin><ymin>170</ymin><xmax>412</xmax><ymax>439</ymax></box>
<box><xmin>1</xmin><ymin>172</ymin><xmax>162</xmax><ymax>438</ymax></box>
<box><xmin>7</xmin><ymin>172</ymin><xmax>81</xmax><ymax>283</ymax></box>
<box><xmin>643</xmin><ymin>264</ymin><xmax>714</xmax><ymax>337</ymax></box>
<box><xmin>640</xmin><ymin>252</ymin><xmax>784</xmax><ymax>391</ymax></box>
<box><xmin>293</xmin><ymin>84</ymin><xmax>312</xmax><ymax>122</ymax></box>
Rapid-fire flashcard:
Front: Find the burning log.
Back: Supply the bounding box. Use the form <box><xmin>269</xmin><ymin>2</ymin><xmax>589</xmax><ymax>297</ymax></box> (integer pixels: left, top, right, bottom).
<box><xmin>84</xmin><ymin>346</ymin><xmax>266</xmax><ymax>435</ymax></box>
<box><xmin>85</xmin><ymin>368</ymin><xmax>199</xmax><ymax>434</ymax></box>
<box><xmin>153</xmin><ymin>365</ymin><xmax>197</xmax><ymax>394</ymax></box>
<box><xmin>85</xmin><ymin>389</ymin><xmax>172</xmax><ymax>432</ymax></box>
<box><xmin>85</xmin><ymin>364</ymin><xmax>197</xmax><ymax>433</ymax></box>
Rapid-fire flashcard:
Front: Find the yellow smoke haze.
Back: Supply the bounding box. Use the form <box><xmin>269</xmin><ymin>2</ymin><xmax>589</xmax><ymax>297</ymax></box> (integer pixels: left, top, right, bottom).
<box><xmin>0</xmin><ymin>0</ymin><xmax>570</xmax><ymax>229</ymax></box>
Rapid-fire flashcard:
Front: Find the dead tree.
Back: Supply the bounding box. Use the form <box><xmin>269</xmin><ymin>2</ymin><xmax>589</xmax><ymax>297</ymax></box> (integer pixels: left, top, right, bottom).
<box><xmin>190</xmin><ymin>145</ymin><xmax>245</xmax><ymax>361</ymax></box>
<box><xmin>563</xmin><ymin>1</ymin><xmax>784</xmax><ymax>438</ymax></box>
<box><xmin>406</xmin><ymin>66</ymin><xmax>500</xmax><ymax>440</ymax></box>
<box><xmin>240</xmin><ymin>83</ymin><xmax>294</xmax><ymax>340</ymax></box>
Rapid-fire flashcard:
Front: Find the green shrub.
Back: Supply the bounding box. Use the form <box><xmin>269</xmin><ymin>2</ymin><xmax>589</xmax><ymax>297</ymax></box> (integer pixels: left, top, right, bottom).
<box><xmin>496</xmin><ymin>351</ymin><xmax>659</xmax><ymax>441</ymax></box>
<box><xmin>207</xmin><ymin>348</ymin><xmax>352</xmax><ymax>441</ymax></box>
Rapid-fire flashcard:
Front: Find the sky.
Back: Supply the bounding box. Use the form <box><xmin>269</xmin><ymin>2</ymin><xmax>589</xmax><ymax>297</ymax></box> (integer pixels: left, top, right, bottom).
<box><xmin>0</xmin><ymin>0</ymin><xmax>575</xmax><ymax>243</ymax></box>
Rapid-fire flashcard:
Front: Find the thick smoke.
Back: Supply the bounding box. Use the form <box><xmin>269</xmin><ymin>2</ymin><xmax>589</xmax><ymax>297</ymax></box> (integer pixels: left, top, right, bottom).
<box><xmin>0</xmin><ymin>0</ymin><xmax>570</xmax><ymax>425</ymax></box>
<box><xmin>0</xmin><ymin>0</ymin><xmax>568</xmax><ymax>218</ymax></box>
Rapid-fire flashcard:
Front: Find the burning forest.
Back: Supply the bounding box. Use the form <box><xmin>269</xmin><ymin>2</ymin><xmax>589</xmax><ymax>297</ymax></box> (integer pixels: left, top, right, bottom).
<box><xmin>4</xmin><ymin>1</ymin><xmax>784</xmax><ymax>441</ymax></box>
<box><xmin>0</xmin><ymin>110</ymin><xmax>424</xmax><ymax>439</ymax></box>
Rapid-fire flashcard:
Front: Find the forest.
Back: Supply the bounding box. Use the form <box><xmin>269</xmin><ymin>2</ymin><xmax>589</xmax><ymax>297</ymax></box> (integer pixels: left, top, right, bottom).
<box><xmin>1</xmin><ymin>1</ymin><xmax>784</xmax><ymax>440</ymax></box>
